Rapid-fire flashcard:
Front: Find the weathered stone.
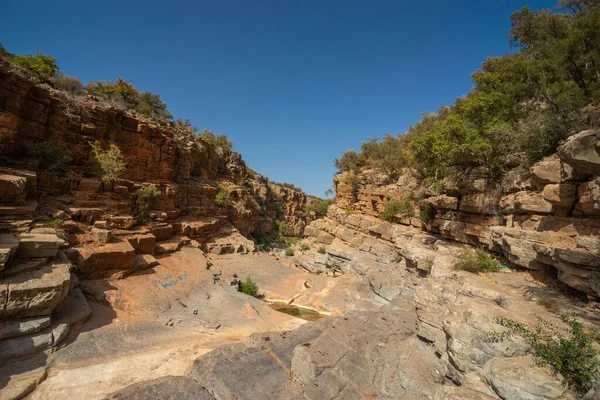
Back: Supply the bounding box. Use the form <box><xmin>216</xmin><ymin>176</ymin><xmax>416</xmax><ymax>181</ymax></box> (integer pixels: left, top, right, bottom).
<box><xmin>542</xmin><ymin>183</ymin><xmax>577</xmax><ymax>206</ymax></box>
<box><xmin>93</xmin><ymin>220</ymin><xmax>109</xmax><ymax>229</ymax></box>
<box><xmin>61</xmin><ymin>220</ymin><xmax>78</xmax><ymax>233</ymax></box>
<box><xmin>107</xmin><ymin>215</ymin><xmax>135</xmax><ymax>229</ymax></box>
<box><xmin>105</xmin><ymin>376</ymin><xmax>213</xmax><ymax>400</ymax></box>
<box><xmin>500</xmin><ymin>191</ymin><xmax>553</xmax><ymax>214</ymax></box>
<box><xmin>16</xmin><ymin>231</ymin><xmax>64</xmax><ymax>258</ymax></box>
<box><xmin>151</xmin><ymin>225</ymin><xmax>173</xmax><ymax>241</ymax></box>
<box><xmin>4</xmin><ymin>258</ymin><xmax>47</xmax><ymax>278</ymax></box>
<box><xmin>577</xmin><ymin>179</ymin><xmax>600</xmax><ymax>216</ymax></box>
<box><xmin>483</xmin><ymin>355</ymin><xmax>566</xmax><ymax>400</ymax></box>
<box><xmin>76</xmin><ymin>240</ymin><xmax>135</xmax><ymax>279</ymax></box>
<box><xmin>0</xmin><ymin>315</ymin><xmax>51</xmax><ymax>340</ymax></box>
<box><xmin>426</xmin><ymin>195</ymin><xmax>459</xmax><ymax>210</ymax></box>
<box><xmin>0</xmin><ymin>174</ymin><xmax>27</xmax><ymax>203</ymax></box>
<box><xmin>0</xmin><ymin>261</ymin><xmax>70</xmax><ymax>319</ymax></box>
<box><xmin>77</xmin><ymin>179</ymin><xmax>102</xmax><ymax>193</ymax></box>
<box><xmin>155</xmin><ymin>236</ymin><xmax>189</xmax><ymax>255</ymax></box>
<box><xmin>557</xmin><ymin>129</ymin><xmax>600</xmax><ymax>174</ymax></box>
<box><xmin>531</xmin><ymin>154</ymin><xmax>562</xmax><ymax>187</ymax></box>
<box><xmin>90</xmin><ymin>228</ymin><xmax>112</xmax><ymax>244</ymax></box>
<box><xmin>0</xmin><ymin>330</ymin><xmax>53</xmax><ymax>362</ymax></box>
<box><xmin>0</xmin><ymin>233</ymin><xmax>19</xmax><ymax>270</ymax></box>
<box><xmin>127</xmin><ymin>233</ymin><xmax>156</xmax><ymax>254</ymax></box>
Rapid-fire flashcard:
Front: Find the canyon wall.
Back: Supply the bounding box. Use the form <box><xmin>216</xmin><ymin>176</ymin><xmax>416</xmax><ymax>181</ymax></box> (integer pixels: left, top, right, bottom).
<box><xmin>306</xmin><ymin>129</ymin><xmax>600</xmax><ymax>298</ymax></box>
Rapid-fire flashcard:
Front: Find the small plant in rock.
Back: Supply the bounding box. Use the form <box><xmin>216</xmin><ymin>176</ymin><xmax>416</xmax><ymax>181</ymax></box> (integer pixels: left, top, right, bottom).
<box><xmin>453</xmin><ymin>248</ymin><xmax>499</xmax><ymax>273</ymax></box>
<box><xmin>285</xmin><ymin>248</ymin><xmax>295</xmax><ymax>257</ymax></box>
<box><xmin>214</xmin><ymin>183</ymin><xmax>231</xmax><ymax>207</ymax></box>
<box><xmin>317</xmin><ymin>247</ymin><xmax>326</xmax><ymax>254</ymax></box>
<box><xmin>43</xmin><ymin>218</ymin><xmax>62</xmax><ymax>228</ymax></box>
<box><xmin>380</xmin><ymin>196</ymin><xmax>414</xmax><ymax>221</ymax></box>
<box><xmin>137</xmin><ymin>185</ymin><xmax>161</xmax><ymax>224</ymax></box>
<box><xmin>300</xmin><ymin>242</ymin><xmax>310</xmax><ymax>252</ymax></box>
<box><xmin>89</xmin><ymin>141</ymin><xmax>126</xmax><ymax>183</ymax></box>
<box><xmin>27</xmin><ymin>141</ymin><xmax>72</xmax><ymax>175</ymax></box>
<box><xmin>494</xmin><ymin>316</ymin><xmax>599</xmax><ymax>395</ymax></box>
<box><xmin>419</xmin><ymin>203</ymin><xmax>436</xmax><ymax>222</ymax></box>
<box><xmin>238</xmin><ymin>278</ymin><xmax>259</xmax><ymax>297</ymax></box>
<box><xmin>422</xmin><ymin>177</ymin><xmax>445</xmax><ymax>195</ymax></box>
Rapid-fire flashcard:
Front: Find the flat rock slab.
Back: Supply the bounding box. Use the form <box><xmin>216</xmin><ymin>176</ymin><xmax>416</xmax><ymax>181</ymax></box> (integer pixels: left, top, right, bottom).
<box><xmin>16</xmin><ymin>231</ymin><xmax>64</xmax><ymax>259</ymax></box>
<box><xmin>0</xmin><ymin>315</ymin><xmax>51</xmax><ymax>340</ymax></box>
<box><xmin>127</xmin><ymin>233</ymin><xmax>156</xmax><ymax>254</ymax></box>
<box><xmin>105</xmin><ymin>375</ymin><xmax>213</xmax><ymax>400</ymax></box>
<box><xmin>151</xmin><ymin>225</ymin><xmax>173</xmax><ymax>241</ymax></box>
<box><xmin>155</xmin><ymin>236</ymin><xmax>189</xmax><ymax>255</ymax></box>
<box><xmin>0</xmin><ymin>200</ymin><xmax>37</xmax><ymax>217</ymax></box>
<box><xmin>0</xmin><ymin>261</ymin><xmax>70</xmax><ymax>319</ymax></box>
<box><xmin>77</xmin><ymin>240</ymin><xmax>136</xmax><ymax>279</ymax></box>
<box><xmin>4</xmin><ymin>258</ymin><xmax>47</xmax><ymax>278</ymax></box>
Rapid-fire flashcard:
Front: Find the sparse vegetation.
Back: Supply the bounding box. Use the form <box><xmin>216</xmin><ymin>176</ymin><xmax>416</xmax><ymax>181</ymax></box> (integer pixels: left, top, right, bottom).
<box><xmin>422</xmin><ymin>177</ymin><xmax>445</xmax><ymax>195</ymax></box>
<box><xmin>334</xmin><ymin>1</ymin><xmax>600</xmax><ymax>179</ymax></box>
<box><xmin>300</xmin><ymin>242</ymin><xmax>310</xmax><ymax>251</ymax></box>
<box><xmin>238</xmin><ymin>278</ymin><xmax>259</xmax><ymax>297</ymax></box>
<box><xmin>493</xmin><ymin>316</ymin><xmax>599</xmax><ymax>395</ymax></box>
<box><xmin>274</xmin><ymin>220</ymin><xmax>293</xmax><ymax>238</ymax></box>
<box><xmin>137</xmin><ymin>185</ymin><xmax>161</xmax><ymax>224</ymax></box>
<box><xmin>89</xmin><ymin>141</ymin><xmax>126</xmax><ymax>183</ymax></box>
<box><xmin>453</xmin><ymin>248</ymin><xmax>499</xmax><ymax>273</ymax></box>
<box><xmin>26</xmin><ymin>141</ymin><xmax>71</xmax><ymax>175</ymax></box>
<box><xmin>43</xmin><ymin>218</ymin><xmax>62</xmax><ymax>228</ymax></box>
<box><xmin>304</xmin><ymin>198</ymin><xmax>334</xmax><ymax>219</ymax></box>
<box><xmin>285</xmin><ymin>248</ymin><xmax>295</xmax><ymax>257</ymax></box>
<box><xmin>214</xmin><ymin>183</ymin><xmax>231</xmax><ymax>207</ymax></box>
<box><xmin>252</xmin><ymin>229</ymin><xmax>272</xmax><ymax>252</ymax></box>
<box><xmin>198</xmin><ymin>128</ymin><xmax>233</xmax><ymax>151</ymax></box>
<box><xmin>380</xmin><ymin>196</ymin><xmax>414</xmax><ymax>221</ymax></box>
<box><xmin>317</xmin><ymin>247</ymin><xmax>327</xmax><ymax>254</ymax></box>
<box><xmin>419</xmin><ymin>203</ymin><xmax>436</xmax><ymax>222</ymax></box>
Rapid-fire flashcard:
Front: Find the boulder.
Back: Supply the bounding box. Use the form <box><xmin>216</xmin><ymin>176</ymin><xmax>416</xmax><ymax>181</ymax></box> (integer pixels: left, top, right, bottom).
<box><xmin>483</xmin><ymin>355</ymin><xmax>566</xmax><ymax>400</ymax></box>
<box><xmin>127</xmin><ymin>233</ymin><xmax>156</xmax><ymax>254</ymax></box>
<box><xmin>16</xmin><ymin>230</ymin><xmax>64</xmax><ymax>259</ymax></box>
<box><xmin>151</xmin><ymin>224</ymin><xmax>173</xmax><ymax>241</ymax></box>
<box><xmin>577</xmin><ymin>179</ymin><xmax>600</xmax><ymax>216</ymax></box>
<box><xmin>500</xmin><ymin>191</ymin><xmax>553</xmax><ymax>214</ymax></box>
<box><xmin>90</xmin><ymin>228</ymin><xmax>112</xmax><ymax>244</ymax></box>
<box><xmin>557</xmin><ymin>129</ymin><xmax>600</xmax><ymax>174</ymax></box>
<box><xmin>0</xmin><ymin>174</ymin><xmax>27</xmax><ymax>203</ymax></box>
<box><xmin>542</xmin><ymin>183</ymin><xmax>577</xmax><ymax>207</ymax></box>
<box><xmin>530</xmin><ymin>154</ymin><xmax>562</xmax><ymax>187</ymax></box>
<box><xmin>0</xmin><ymin>261</ymin><xmax>71</xmax><ymax>319</ymax></box>
<box><xmin>76</xmin><ymin>240</ymin><xmax>136</xmax><ymax>279</ymax></box>
<box><xmin>107</xmin><ymin>215</ymin><xmax>135</xmax><ymax>229</ymax></box>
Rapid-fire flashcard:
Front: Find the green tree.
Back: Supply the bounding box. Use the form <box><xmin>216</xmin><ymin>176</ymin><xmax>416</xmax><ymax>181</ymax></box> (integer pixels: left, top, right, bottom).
<box><xmin>13</xmin><ymin>52</ymin><xmax>59</xmax><ymax>77</ymax></box>
<box><xmin>89</xmin><ymin>141</ymin><xmax>126</xmax><ymax>183</ymax></box>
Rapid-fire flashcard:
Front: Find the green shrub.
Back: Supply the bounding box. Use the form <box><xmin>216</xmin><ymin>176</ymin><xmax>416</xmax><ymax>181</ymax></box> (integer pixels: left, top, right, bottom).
<box><xmin>300</xmin><ymin>243</ymin><xmax>310</xmax><ymax>251</ymax></box>
<box><xmin>380</xmin><ymin>196</ymin><xmax>414</xmax><ymax>221</ymax></box>
<box><xmin>304</xmin><ymin>198</ymin><xmax>334</xmax><ymax>219</ymax></box>
<box><xmin>214</xmin><ymin>183</ymin><xmax>231</xmax><ymax>207</ymax></box>
<box><xmin>198</xmin><ymin>129</ymin><xmax>233</xmax><ymax>151</ymax></box>
<box><xmin>419</xmin><ymin>203</ymin><xmax>436</xmax><ymax>222</ymax></box>
<box><xmin>51</xmin><ymin>75</ymin><xmax>85</xmax><ymax>94</ymax></box>
<box><xmin>494</xmin><ymin>316</ymin><xmax>599</xmax><ymax>395</ymax></box>
<box><xmin>89</xmin><ymin>141</ymin><xmax>126</xmax><ymax>183</ymax></box>
<box><xmin>27</xmin><ymin>141</ymin><xmax>71</xmax><ymax>175</ymax></box>
<box><xmin>317</xmin><ymin>247</ymin><xmax>326</xmax><ymax>254</ymax></box>
<box><xmin>238</xmin><ymin>278</ymin><xmax>259</xmax><ymax>297</ymax></box>
<box><xmin>274</xmin><ymin>220</ymin><xmax>293</xmax><ymax>237</ymax></box>
<box><xmin>13</xmin><ymin>52</ymin><xmax>59</xmax><ymax>77</ymax></box>
<box><xmin>453</xmin><ymin>248</ymin><xmax>499</xmax><ymax>273</ymax></box>
<box><xmin>252</xmin><ymin>229</ymin><xmax>272</xmax><ymax>251</ymax></box>
<box><xmin>137</xmin><ymin>185</ymin><xmax>161</xmax><ymax>224</ymax></box>
<box><xmin>422</xmin><ymin>177</ymin><xmax>445</xmax><ymax>195</ymax></box>
<box><xmin>285</xmin><ymin>248</ymin><xmax>295</xmax><ymax>257</ymax></box>
<box><xmin>43</xmin><ymin>218</ymin><xmax>62</xmax><ymax>228</ymax></box>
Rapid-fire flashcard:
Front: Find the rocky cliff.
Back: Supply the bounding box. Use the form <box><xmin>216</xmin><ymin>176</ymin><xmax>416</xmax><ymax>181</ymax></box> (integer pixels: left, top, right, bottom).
<box><xmin>308</xmin><ymin>129</ymin><xmax>600</xmax><ymax>299</ymax></box>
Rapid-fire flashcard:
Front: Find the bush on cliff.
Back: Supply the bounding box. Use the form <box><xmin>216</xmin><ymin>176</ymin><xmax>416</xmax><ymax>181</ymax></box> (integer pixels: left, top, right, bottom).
<box><xmin>453</xmin><ymin>248</ymin><xmax>499</xmax><ymax>273</ymax></box>
<box><xmin>89</xmin><ymin>141</ymin><xmax>126</xmax><ymax>183</ymax></box>
<box><xmin>198</xmin><ymin>129</ymin><xmax>233</xmax><ymax>151</ymax></box>
<box><xmin>12</xmin><ymin>52</ymin><xmax>59</xmax><ymax>78</ymax></box>
<box><xmin>214</xmin><ymin>183</ymin><xmax>231</xmax><ymax>207</ymax></box>
<box><xmin>238</xmin><ymin>278</ymin><xmax>259</xmax><ymax>297</ymax></box>
<box><xmin>137</xmin><ymin>185</ymin><xmax>161</xmax><ymax>224</ymax></box>
<box><xmin>26</xmin><ymin>141</ymin><xmax>72</xmax><ymax>175</ymax></box>
<box><xmin>494</xmin><ymin>316</ymin><xmax>599</xmax><ymax>395</ymax></box>
<box><xmin>380</xmin><ymin>196</ymin><xmax>414</xmax><ymax>221</ymax></box>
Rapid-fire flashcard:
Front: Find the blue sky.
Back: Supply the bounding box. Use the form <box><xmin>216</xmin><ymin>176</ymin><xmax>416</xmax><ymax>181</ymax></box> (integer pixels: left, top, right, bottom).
<box><xmin>1</xmin><ymin>0</ymin><xmax>555</xmax><ymax>197</ymax></box>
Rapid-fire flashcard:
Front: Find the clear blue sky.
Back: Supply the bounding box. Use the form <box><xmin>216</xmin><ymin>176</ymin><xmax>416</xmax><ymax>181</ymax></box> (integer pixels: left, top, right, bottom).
<box><xmin>1</xmin><ymin>0</ymin><xmax>555</xmax><ymax>197</ymax></box>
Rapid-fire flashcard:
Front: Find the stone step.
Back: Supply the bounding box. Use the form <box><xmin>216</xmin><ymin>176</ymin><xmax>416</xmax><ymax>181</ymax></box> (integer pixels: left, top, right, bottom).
<box><xmin>0</xmin><ymin>200</ymin><xmax>37</xmax><ymax>218</ymax></box>
<box><xmin>0</xmin><ymin>174</ymin><xmax>27</xmax><ymax>204</ymax></box>
<box><xmin>0</xmin><ymin>320</ymin><xmax>70</xmax><ymax>362</ymax></box>
<box><xmin>0</xmin><ymin>315</ymin><xmax>51</xmax><ymax>341</ymax></box>
<box><xmin>0</xmin><ymin>233</ymin><xmax>19</xmax><ymax>270</ymax></box>
<box><xmin>16</xmin><ymin>229</ymin><xmax>65</xmax><ymax>259</ymax></box>
<box><xmin>0</xmin><ymin>219</ymin><xmax>33</xmax><ymax>232</ymax></box>
<box><xmin>4</xmin><ymin>258</ymin><xmax>47</xmax><ymax>278</ymax></box>
<box><xmin>0</xmin><ymin>260</ymin><xmax>71</xmax><ymax>319</ymax></box>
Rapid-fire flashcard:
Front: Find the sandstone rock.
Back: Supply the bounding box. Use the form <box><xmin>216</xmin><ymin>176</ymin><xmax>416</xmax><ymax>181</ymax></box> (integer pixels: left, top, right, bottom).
<box><xmin>0</xmin><ymin>330</ymin><xmax>53</xmax><ymax>362</ymax></box>
<box><xmin>90</xmin><ymin>228</ymin><xmax>113</xmax><ymax>244</ymax></box>
<box><xmin>107</xmin><ymin>215</ymin><xmax>135</xmax><ymax>229</ymax></box>
<box><xmin>483</xmin><ymin>355</ymin><xmax>566</xmax><ymax>400</ymax></box>
<box><xmin>557</xmin><ymin>129</ymin><xmax>600</xmax><ymax>174</ymax></box>
<box><xmin>577</xmin><ymin>179</ymin><xmax>600</xmax><ymax>216</ymax></box>
<box><xmin>577</xmin><ymin>237</ymin><xmax>600</xmax><ymax>252</ymax></box>
<box><xmin>542</xmin><ymin>183</ymin><xmax>577</xmax><ymax>206</ymax></box>
<box><xmin>155</xmin><ymin>236</ymin><xmax>189</xmax><ymax>255</ymax></box>
<box><xmin>151</xmin><ymin>224</ymin><xmax>173</xmax><ymax>241</ymax></box>
<box><xmin>93</xmin><ymin>220</ymin><xmax>110</xmax><ymax>229</ymax></box>
<box><xmin>500</xmin><ymin>191</ymin><xmax>553</xmax><ymax>214</ymax></box>
<box><xmin>0</xmin><ymin>174</ymin><xmax>27</xmax><ymax>203</ymax></box>
<box><xmin>105</xmin><ymin>376</ymin><xmax>213</xmax><ymax>400</ymax></box>
<box><xmin>0</xmin><ymin>233</ymin><xmax>18</xmax><ymax>270</ymax></box>
<box><xmin>16</xmin><ymin>231</ymin><xmax>64</xmax><ymax>258</ymax></box>
<box><xmin>126</xmin><ymin>233</ymin><xmax>156</xmax><ymax>254</ymax></box>
<box><xmin>531</xmin><ymin>154</ymin><xmax>562</xmax><ymax>187</ymax></box>
<box><xmin>61</xmin><ymin>220</ymin><xmax>78</xmax><ymax>233</ymax></box>
<box><xmin>426</xmin><ymin>195</ymin><xmax>459</xmax><ymax>210</ymax></box>
<box><xmin>0</xmin><ymin>261</ymin><xmax>70</xmax><ymax>319</ymax></box>
<box><xmin>76</xmin><ymin>240</ymin><xmax>135</xmax><ymax>279</ymax></box>
<box><xmin>502</xmin><ymin>165</ymin><xmax>532</xmax><ymax>193</ymax></box>
<box><xmin>0</xmin><ymin>315</ymin><xmax>51</xmax><ymax>340</ymax></box>
<box><xmin>4</xmin><ymin>258</ymin><xmax>47</xmax><ymax>278</ymax></box>
<box><xmin>77</xmin><ymin>179</ymin><xmax>102</xmax><ymax>193</ymax></box>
